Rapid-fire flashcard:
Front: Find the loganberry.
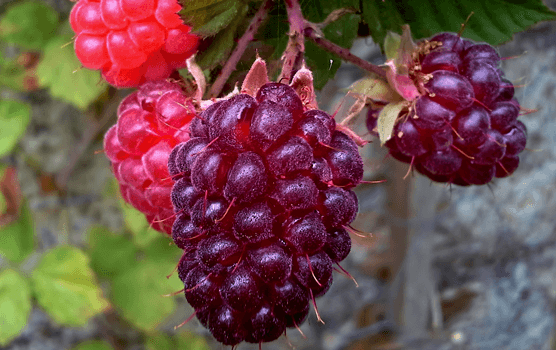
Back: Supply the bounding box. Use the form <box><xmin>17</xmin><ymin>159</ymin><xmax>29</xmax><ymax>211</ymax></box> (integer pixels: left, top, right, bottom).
<box><xmin>369</xmin><ymin>32</ymin><xmax>527</xmax><ymax>186</ymax></box>
<box><xmin>170</xmin><ymin>82</ymin><xmax>364</xmax><ymax>345</ymax></box>
<box><xmin>104</xmin><ymin>80</ymin><xmax>196</xmax><ymax>234</ymax></box>
<box><xmin>70</xmin><ymin>0</ymin><xmax>199</xmax><ymax>87</ymax></box>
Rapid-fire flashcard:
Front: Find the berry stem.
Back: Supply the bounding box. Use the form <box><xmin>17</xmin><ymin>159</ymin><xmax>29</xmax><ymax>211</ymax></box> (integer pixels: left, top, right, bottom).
<box><xmin>304</xmin><ymin>26</ymin><xmax>387</xmax><ymax>79</ymax></box>
<box><xmin>209</xmin><ymin>0</ymin><xmax>274</xmax><ymax>98</ymax></box>
<box><xmin>279</xmin><ymin>0</ymin><xmax>306</xmax><ymax>83</ymax></box>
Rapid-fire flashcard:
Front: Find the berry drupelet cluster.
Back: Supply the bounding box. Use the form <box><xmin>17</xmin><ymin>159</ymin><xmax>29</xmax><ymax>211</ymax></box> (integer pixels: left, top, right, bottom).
<box><xmin>369</xmin><ymin>32</ymin><xmax>527</xmax><ymax>186</ymax></box>
<box><xmin>168</xmin><ymin>83</ymin><xmax>363</xmax><ymax>345</ymax></box>
<box><xmin>104</xmin><ymin>80</ymin><xmax>196</xmax><ymax>234</ymax></box>
<box><xmin>70</xmin><ymin>0</ymin><xmax>199</xmax><ymax>87</ymax></box>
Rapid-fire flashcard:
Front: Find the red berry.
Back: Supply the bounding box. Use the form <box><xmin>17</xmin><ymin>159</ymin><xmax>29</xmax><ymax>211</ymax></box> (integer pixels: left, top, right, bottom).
<box><xmin>70</xmin><ymin>0</ymin><xmax>199</xmax><ymax>87</ymax></box>
<box><xmin>170</xmin><ymin>83</ymin><xmax>363</xmax><ymax>345</ymax></box>
<box><xmin>104</xmin><ymin>80</ymin><xmax>196</xmax><ymax>234</ymax></box>
<box><xmin>370</xmin><ymin>32</ymin><xmax>527</xmax><ymax>185</ymax></box>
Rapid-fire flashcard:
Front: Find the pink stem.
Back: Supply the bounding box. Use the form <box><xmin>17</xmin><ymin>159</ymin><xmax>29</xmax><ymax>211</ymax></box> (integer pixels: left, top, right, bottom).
<box><xmin>304</xmin><ymin>26</ymin><xmax>387</xmax><ymax>79</ymax></box>
<box><xmin>209</xmin><ymin>0</ymin><xmax>274</xmax><ymax>98</ymax></box>
<box><xmin>278</xmin><ymin>0</ymin><xmax>305</xmax><ymax>83</ymax></box>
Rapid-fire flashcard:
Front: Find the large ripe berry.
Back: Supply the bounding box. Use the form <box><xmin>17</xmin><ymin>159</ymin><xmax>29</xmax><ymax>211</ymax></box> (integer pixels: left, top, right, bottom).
<box><xmin>70</xmin><ymin>0</ymin><xmax>199</xmax><ymax>87</ymax></box>
<box><xmin>373</xmin><ymin>32</ymin><xmax>528</xmax><ymax>186</ymax></box>
<box><xmin>104</xmin><ymin>80</ymin><xmax>196</xmax><ymax>234</ymax></box>
<box><xmin>170</xmin><ymin>82</ymin><xmax>363</xmax><ymax>345</ymax></box>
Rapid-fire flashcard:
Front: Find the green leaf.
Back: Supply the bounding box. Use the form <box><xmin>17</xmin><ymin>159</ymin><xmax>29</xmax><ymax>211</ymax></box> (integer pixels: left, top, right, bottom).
<box><xmin>175</xmin><ymin>331</ymin><xmax>210</xmax><ymax>350</ymax></box>
<box><xmin>384</xmin><ymin>31</ymin><xmax>401</xmax><ymax>61</ymax></box>
<box><xmin>146</xmin><ymin>334</ymin><xmax>174</xmax><ymax>350</ymax></box>
<box><xmin>377</xmin><ymin>101</ymin><xmax>407</xmax><ymax>145</ymax></box>
<box><xmin>193</xmin><ymin>0</ymin><xmax>243</xmax><ymax>37</ymax></box>
<box><xmin>143</xmin><ymin>235</ymin><xmax>181</xmax><ymax>264</ymax></box>
<box><xmin>146</xmin><ymin>332</ymin><xmax>209</xmax><ymax>350</ymax></box>
<box><xmin>36</xmin><ymin>36</ymin><xmax>107</xmax><ymax>110</ymax></box>
<box><xmin>30</xmin><ymin>246</ymin><xmax>109</xmax><ymax>326</ymax></box>
<box><xmin>0</xmin><ymin>202</ymin><xmax>34</xmax><ymax>263</ymax></box>
<box><xmin>0</xmin><ymin>1</ymin><xmax>58</xmax><ymax>50</ymax></box>
<box><xmin>180</xmin><ymin>0</ymin><xmax>241</xmax><ymax>34</ymax></box>
<box><xmin>70</xmin><ymin>340</ymin><xmax>114</xmax><ymax>350</ymax></box>
<box><xmin>196</xmin><ymin>4</ymin><xmax>248</xmax><ymax>69</ymax></box>
<box><xmin>119</xmin><ymin>198</ymin><xmax>159</xmax><ymax>247</ymax></box>
<box><xmin>0</xmin><ymin>99</ymin><xmax>31</xmax><ymax>158</ymax></box>
<box><xmin>87</xmin><ymin>226</ymin><xmax>137</xmax><ymax>279</ymax></box>
<box><xmin>349</xmin><ymin>76</ymin><xmax>402</xmax><ymax>103</ymax></box>
<box><xmin>0</xmin><ymin>269</ymin><xmax>31</xmax><ymax>346</ymax></box>
<box><xmin>362</xmin><ymin>0</ymin><xmax>556</xmax><ymax>50</ymax></box>
<box><xmin>111</xmin><ymin>260</ymin><xmax>182</xmax><ymax>331</ymax></box>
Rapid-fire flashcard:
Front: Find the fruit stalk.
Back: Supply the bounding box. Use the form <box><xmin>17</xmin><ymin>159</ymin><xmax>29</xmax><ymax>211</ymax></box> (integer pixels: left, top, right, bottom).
<box><xmin>209</xmin><ymin>0</ymin><xmax>274</xmax><ymax>98</ymax></box>
<box><xmin>304</xmin><ymin>26</ymin><xmax>387</xmax><ymax>79</ymax></box>
<box><xmin>279</xmin><ymin>0</ymin><xmax>306</xmax><ymax>83</ymax></box>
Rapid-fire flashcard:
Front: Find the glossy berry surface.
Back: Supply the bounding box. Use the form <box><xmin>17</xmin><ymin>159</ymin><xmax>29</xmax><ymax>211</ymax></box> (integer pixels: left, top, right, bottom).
<box><xmin>104</xmin><ymin>80</ymin><xmax>196</xmax><ymax>233</ymax></box>
<box><xmin>368</xmin><ymin>32</ymin><xmax>527</xmax><ymax>186</ymax></box>
<box><xmin>170</xmin><ymin>83</ymin><xmax>363</xmax><ymax>345</ymax></box>
<box><xmin>70</xmin><ymin>0</ymin><xmax>199</xmax><ymax>87</ymax></box>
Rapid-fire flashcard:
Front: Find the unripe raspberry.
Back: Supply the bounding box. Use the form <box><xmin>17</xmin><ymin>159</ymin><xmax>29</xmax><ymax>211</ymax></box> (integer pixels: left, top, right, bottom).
<box><xmin>70</xmin><ymin>0</ymin><xmax>199</xmax><ymax>88</ymax></box>
<box><xmin>104</xmin><ymin>80</ymin><xmax>196</xmax><ymax>234</ymax></box>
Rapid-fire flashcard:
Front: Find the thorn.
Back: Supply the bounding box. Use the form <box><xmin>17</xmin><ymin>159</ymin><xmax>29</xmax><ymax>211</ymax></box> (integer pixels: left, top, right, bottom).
<box><xmin>403</xmin><ymin>156</ymin><xmax>415</xmax><ymax>180</ymax></box>
<box><xmin>231</xmin><ymin>246</ymin><xmax>246</xmax><ymax>274</ymax></box>
<box><xmin>318</xmin><ymin>141</ymin><xmax>341</xmax><ymax>152</ymax></box>
<box><xmin>336</xmin><ymin>263</ymin><xmax>359</xmax><ymax>287</ymax></box>
<box><xmin>360</xmin><ymin>179</ymin><xmax>387</xmax><ymax>185</ymax></box>
<box><xmin>309</xmin><ymin>289</ymin><xmax>325</xmax><ymax>324</ymax></box>
<box><xmin>61</xmin><ymin>40</ymin><xmax>74</xmax><ymax>49</ymax></box>
<box><xmin>174</xmin><ymin>311</ymin><xmax>197</xmax><ymax>330</ymax></box>
<box><xmin>497</xmin><ymin>160</ymin><xmax>510</xmax><ymax>175</ymax></box>
<box><xmin>451</xmin><ymin>144</ymin><xmax>475</xmax><ymax>159</ymax></box>
<box><xmin>345</xmin><ymin>224</ymin><xmax>372</xmax><ymax>238</ymax></box>
<box><xmin>306</xmin><ymin>254</ymin><xmax>322</xmax><ymax>287</ymax></box>
<box><xmin>185</xmin><ymin>273</ymin><xmax>211</xmax><ymax>292</ymax></box>
<box><xmin>215</xmin><ymin>197</ymin><xmax>235</xmax><ymax>223</ymax></box>
<box><xmin>93</xmin><ymin>149</ymin><xmax>105</xmax><ymax>155</ymax></box>
<box><xmin>162</xmin><ymin>288</ymin><xmax>184</xmax><ymax>297</ymax></box>
<box><xmin>152</xmin><ymin>212</ymin><xmax>177</xmax><ymax>224</ymax></box>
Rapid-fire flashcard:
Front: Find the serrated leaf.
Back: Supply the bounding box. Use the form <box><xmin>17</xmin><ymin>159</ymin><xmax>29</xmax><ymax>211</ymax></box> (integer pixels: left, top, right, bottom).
<box><xmin>193</xmin><ymin>0</ymin><xmax>242</xmax><ymax>37</ymax></box>
<box><xmin>362</xmin><ymin>0</ymin><xmax>556</xmax><ymax>50</ymax></box>
<box><xmin>0</xmin><ymin>99</ymin><xmax>31</xmax><ymax>158</ymax></box>
<box><xmin>70</xmin><ymin>340</ymin><xmax>114</xmax><ymax>350</ymax></box>
<box><xmin>377</xmin><ymin>101</ymin><xmax>406</xmax><ymax>145</ymax></box>
<box><xmin>30</xmin><ymin>246</ymin><xmax>109</xmax><ymax>326</ymax></box>
<box><xmin>180</xmin><ymin>0</ymin><xmax>240</xmax><ymax>34</ymax></box>
<box><xmin>36</xmin><ymin>36</ymin><xmax>107</xmax><ymax>110</ymax></box>
<box><xmin>196</xmin><ymin>5</ymin><xmax>248</xmax><ymax>69</ymax></box>
<box><xmin>0</xmin><ymin>0</ymin><xmax>58</xmax><ymax>50</ymax></box>
<box><xmin>0</xmin><ymin>269</ymin><xmax>31</xmax><ymax>346</ymax></box>
<box><xmin>87</xmin><ymin>226</ymin><xmax>137</xmax><ymax>279</ymax></box>
<box><xmin>349</xmin><ymin>76</ymin><xmax>402</xmax><ymax>103</ymax></box>
<box><xmin>0</xmin><ymin>202</ymin><xmax>34</xmax><ymax>263</ymax></box>
<box><xmin>111</xmin><ymin>260</ymin><xmax>182</xmax><ymax>331</ymax></box>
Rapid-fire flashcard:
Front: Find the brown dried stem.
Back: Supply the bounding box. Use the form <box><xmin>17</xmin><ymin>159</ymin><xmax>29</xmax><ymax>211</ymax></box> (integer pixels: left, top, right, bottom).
<box><xmin>304</xmin><ymin>26</ymin><xmax>387</xmax><ymax>79</ymax></box>
<box><xmin>278</xmin><ymin>0</ymin><xmax>305</xmax><ymax>83</ymax></box>
<box><xmin>209</xmin><ymin>0</ymin><xmax>274</xmax><ymax>98</ymax></box>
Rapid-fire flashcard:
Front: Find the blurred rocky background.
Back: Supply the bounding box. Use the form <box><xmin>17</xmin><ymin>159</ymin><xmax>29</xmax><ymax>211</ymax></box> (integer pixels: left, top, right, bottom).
<box><xmin>1</xmin><ymin>0</ymin><xmax>556</xmax><ymax>349</ymax></box>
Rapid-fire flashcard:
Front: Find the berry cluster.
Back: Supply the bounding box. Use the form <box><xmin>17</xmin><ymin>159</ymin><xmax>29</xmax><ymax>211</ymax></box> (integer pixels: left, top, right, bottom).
<box><xmin>70</xmin><ymin>0</ymin><xmax>199</xmax><ymax>87</ymax></box>
<box><xmin>104</xmin><ymin>80</ymin><xmax>196</xmax><ymax>234</ymax></box>
<box><xmin>371</xmin><ymin>33</ymin><xmax>527</xmax><ymax>185</ymax></box>
<box><xmin>169</xmin><ymin>83</ymin><xmax>363</xmax><ymax>345</ymax></box>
